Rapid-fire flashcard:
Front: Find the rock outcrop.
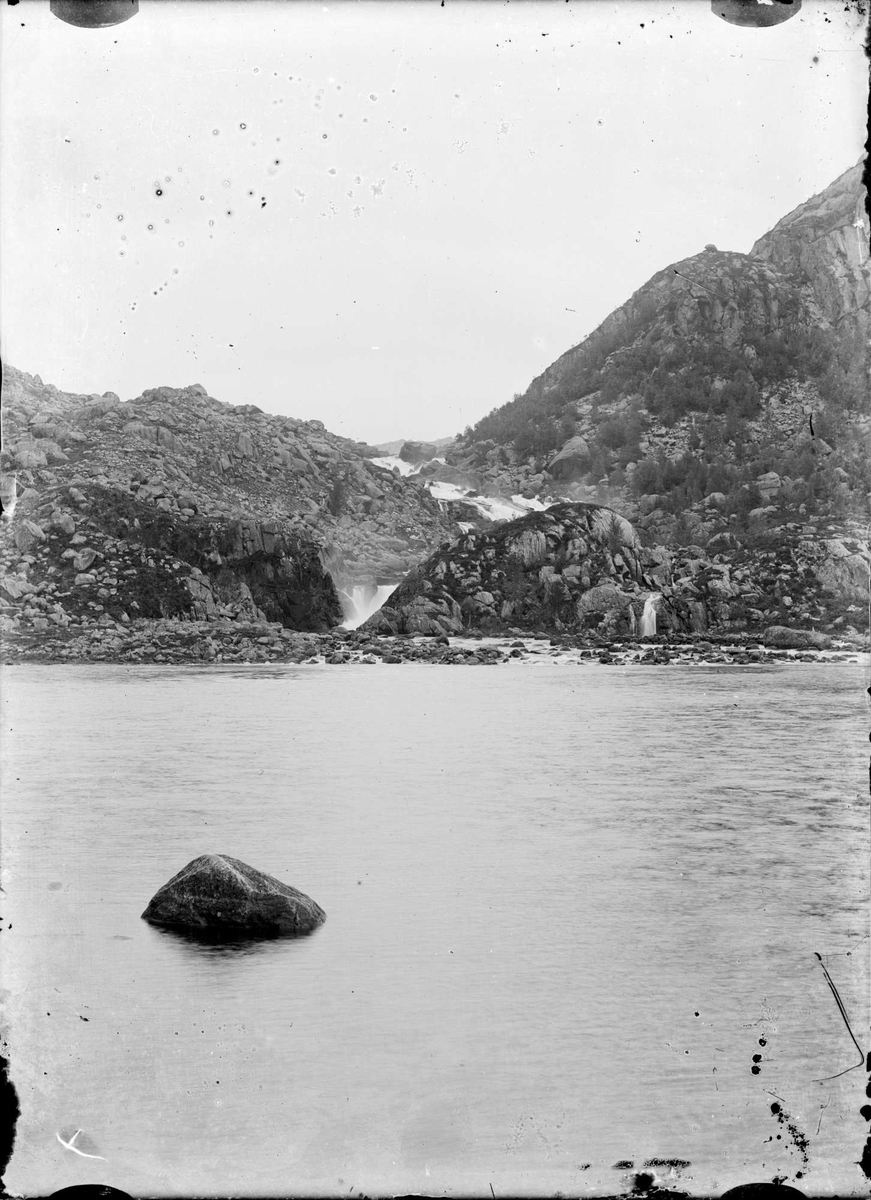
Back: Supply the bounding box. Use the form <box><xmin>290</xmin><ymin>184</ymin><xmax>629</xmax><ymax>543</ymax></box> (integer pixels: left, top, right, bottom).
<box><xmin>751</xmin><ymin>160</ymin><xmax>869</xmax><ymax>342</ymax></box>
<box><xmin>0</xmin><ymin>480</ymin><xmax>342</xmax><ymax>630</ymax></box>
<box><xmin>762</xmin><ymin>625</ymin><xmax>834</xmax><ymax>651</ymax></box>
<box><xmin>142</xmin><ymin>854</ymin><xmax>326</xmax><ymax>937</ymax></box>
<box><xmin>362</xmin><ymin>502</ymin><xmax>870</xmax><ymax>640</ymax></box>
<box><xmin>0</xmin><ymin>366</ymin><xmax>457</xmax><ymax>592</ymax></box>
<box><xmin>365</xmin><ymin>502</ymin><xmax>647</xmax><ymax>637</ymax></box>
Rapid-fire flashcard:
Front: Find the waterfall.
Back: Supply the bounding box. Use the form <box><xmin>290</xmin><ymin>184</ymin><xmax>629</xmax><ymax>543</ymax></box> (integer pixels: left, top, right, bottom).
<box><xmin>339</xmin><ymin>583</ymin><xmax>398</xmax><ymax>630</ymax></box>
<box><xmin>0</xmin><ymin>473</ymin><xmax>18</xmax><ymax>524</ymax></box>
<box><xmin>640</xmin><ymin>594</ymin><xmax>661</xmax><ymax>638</ymax></box>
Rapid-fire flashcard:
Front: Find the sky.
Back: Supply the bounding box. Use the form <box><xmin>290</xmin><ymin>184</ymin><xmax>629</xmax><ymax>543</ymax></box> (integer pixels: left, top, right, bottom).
<box><xmin>1</xmin><ymin>1</ymin><xmax>867</xmax><ymax>444</ymax></box>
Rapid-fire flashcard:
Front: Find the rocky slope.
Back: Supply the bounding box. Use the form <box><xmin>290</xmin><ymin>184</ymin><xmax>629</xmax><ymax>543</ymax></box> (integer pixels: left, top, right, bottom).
<box><xmin>364</xmin><ymin>501</ymin><xmax>869</xmax><ymax>640</ymax></box>
<box><xmin>446</xmin><ymin>161</ymin><xmax>869</xmax><ymax>552</ymax></box>
<box><xmin>0</xmin><ymin>365</ymin><xmax>461</xmax><ymax>640</ymax></box>
<box><xmin>1</xmin><ymin>366</ymin><xmax>457</xmax><ymax>586</ymax></box>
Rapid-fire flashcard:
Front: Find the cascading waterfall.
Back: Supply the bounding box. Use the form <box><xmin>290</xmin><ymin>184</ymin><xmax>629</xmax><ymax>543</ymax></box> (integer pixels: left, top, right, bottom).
<box><xmin>640</xmin><ymin>594</ymin><xmax>661</xmax><ymax>638</ymax></box>
<box><xmin>339</xmin><ymin>583</ymin><xmax>398</xmax><ymax>630</ymax></box>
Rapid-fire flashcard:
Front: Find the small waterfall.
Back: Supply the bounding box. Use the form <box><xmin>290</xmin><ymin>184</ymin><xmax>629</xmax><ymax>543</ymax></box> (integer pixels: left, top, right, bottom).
<box><xmin>0</xmin><ymin>473</ymin><xmax>18</xmax><ymax>524</ymax></box>
<box><xmin>339</xmin><ymin>583</ymin><xmax>398</xmax><ymax>630</ymax></box>
<box><xmin>640</xmin><ymin>594</ymin><xmax>661</xmax><ymax>638</ymax></box>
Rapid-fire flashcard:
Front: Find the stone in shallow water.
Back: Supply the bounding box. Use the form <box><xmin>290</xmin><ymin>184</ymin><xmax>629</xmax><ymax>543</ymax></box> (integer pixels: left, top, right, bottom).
<box><xmin>141</xmin><ymin>854</ymin><xmax>326</xmax><ymax>937</ymax></box>
<box><xmin>762</xmin><ymin>624</ymin><xmax>833</xmax><ymax>650</ymax></box>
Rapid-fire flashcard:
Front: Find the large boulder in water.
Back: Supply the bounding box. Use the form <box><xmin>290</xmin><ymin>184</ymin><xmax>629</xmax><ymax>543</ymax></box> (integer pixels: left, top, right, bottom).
<box><xmin>762</xmin><ymin>625</ymin><xmax>833</xmax><ymax>650</ymax></box>
<box><xmin>141</xmin><ymin>854</ymin><xmax>326</xmax><ymax>936</ymax></box>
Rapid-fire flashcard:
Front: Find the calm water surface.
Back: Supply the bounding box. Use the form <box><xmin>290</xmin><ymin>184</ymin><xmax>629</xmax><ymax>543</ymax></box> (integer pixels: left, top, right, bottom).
<box><xmin>2</xmin><ymin>662</ymin><xmax>868</xmax><ymax>1196</ymax></box>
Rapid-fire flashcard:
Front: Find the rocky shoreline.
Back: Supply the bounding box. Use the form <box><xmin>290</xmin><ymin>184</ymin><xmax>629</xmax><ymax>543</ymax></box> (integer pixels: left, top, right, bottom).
<box><xmin>3</xmin><ymin>618</ymin><xmax>864</xmax><ymax>668</ymax></box>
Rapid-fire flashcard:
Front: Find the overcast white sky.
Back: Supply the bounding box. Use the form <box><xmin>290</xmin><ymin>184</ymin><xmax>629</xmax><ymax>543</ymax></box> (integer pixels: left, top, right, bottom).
<box><xmin>1</xmin><ymin>1</ymin><xmax>866</xmax><ymax>443</ymax></box>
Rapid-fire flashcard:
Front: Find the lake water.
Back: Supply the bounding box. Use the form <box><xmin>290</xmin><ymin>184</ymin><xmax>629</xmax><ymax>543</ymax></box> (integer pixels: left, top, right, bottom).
<box><xmin>2</xmin><ymin>662</ymin><xmax>868</xmax><ymax>1197</ymax></box>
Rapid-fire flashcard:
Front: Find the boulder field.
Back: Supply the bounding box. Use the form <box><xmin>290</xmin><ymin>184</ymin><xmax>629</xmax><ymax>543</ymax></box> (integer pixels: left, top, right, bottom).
<box><xmin>1</xmin><ymin>615</ymin><xmax>861</xmax><ymax>667</ymax></box>
<box><xmin>141</xmin><ymin>854</ymin><xmax>326</xmax><ymax>937</ymax></box>
<box><xmin>361</xmin><ymin>500</ymin><xmax>869</xmax><ymax>640</ymax></box>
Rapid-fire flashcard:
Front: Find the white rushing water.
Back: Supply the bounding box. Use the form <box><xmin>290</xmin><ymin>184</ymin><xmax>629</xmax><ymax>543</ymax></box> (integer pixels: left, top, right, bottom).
<box><xmin>369</xmin><ymin>461</ymin><xmax>555</xmax><ymax>527</ymax></box>
<box><xmin>2</xmin><ymin>663</ymin><xmax>867</xmax><ymax>1197</ymax></box>
<box><xmin>339</xmin><ymin>583</ymin><xmax>398</xmax><ymax>629</ymax></box>
<box><xmin>368</xmin><ymin>455</ymin><xmax>418</xmax><ymax>477</ymax></box>
<box><xmin>427</xmin><ymin>480</ymin><xmax>554</xmax><ymax>524</ymax></box>
<box><xmin>641</xmin><ymin>593</ymin><xmax>661</xmax><ymax>637</ymax></box>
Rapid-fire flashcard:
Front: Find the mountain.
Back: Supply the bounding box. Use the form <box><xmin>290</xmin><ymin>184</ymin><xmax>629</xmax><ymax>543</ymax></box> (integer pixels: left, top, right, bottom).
<box><xmin>365</xmin><ymin>162</ymin><xmax>870</xmax><ymax>642</ymax></box>
<box><xmin>448</xmin><ymin>161</ymin><xmax>869</xmax><ymax>551</ymax></box>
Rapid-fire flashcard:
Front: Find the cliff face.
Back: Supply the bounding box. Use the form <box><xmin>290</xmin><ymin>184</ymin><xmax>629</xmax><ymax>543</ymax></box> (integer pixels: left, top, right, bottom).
<box><xmin>750</xmin><ymin>161</ymin><xmax>869</xmax><ymax>341</ymax></box>
<box><xmin>2</xmin><ymin>480</ymin><xmax>343</xmax><ymax>632</ymax></box>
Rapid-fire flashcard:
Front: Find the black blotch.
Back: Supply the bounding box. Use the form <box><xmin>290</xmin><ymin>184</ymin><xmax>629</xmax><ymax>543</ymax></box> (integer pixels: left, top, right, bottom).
<box><xmin>752</xmin><ymin>1053</ymin><xmax>763</xmax><ymax>1063</ymax></box>
<box><xmin>758</xmin><ymin>1037</ymin><xmax>767</xmax><ymax>1046</ymax></box>
<box><xmin>751</xmin><ymin>1064</ymin><xmax>761</xmax><ymax>1074</ymax></box>
<box><xmin>78</xmin><ymin>1015</ymin><xmax>89</xmax><ymax>1022</ymax></box>
<box><xmin>260</xmin><ymin>198</ymin><xmax>266</xmax><ymax>209</ymax></box>
<box><xmin>631</xmin><ymin>1173</ymin><xmax>654</xmax><ymax>1194</ymax></box>
<box><xmin>769</xmin><ymin>1100</ymin><xmax>811</xmax><ymax>1166</ymax></box>
<box><xmin>0</xmin><ymin>1042</ymin><xmax>20</xmax><ymax>1182</ymax></box>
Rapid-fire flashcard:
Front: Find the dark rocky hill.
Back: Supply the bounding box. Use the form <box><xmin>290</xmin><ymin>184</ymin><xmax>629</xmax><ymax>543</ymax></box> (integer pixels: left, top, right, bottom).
<box><xmin>365</xmin><ymin>501</ymin><xmax>869</xmax><ymax>640</ymax></box>
<box><xmin>0</xmin><ymin>366</ymin><xmax>457</xmax><ymax>640</ymax></box>
<box><xmin>449</xmin><ymin>161</ymin><xmax>870</xmax><ymax>552</ymax></box>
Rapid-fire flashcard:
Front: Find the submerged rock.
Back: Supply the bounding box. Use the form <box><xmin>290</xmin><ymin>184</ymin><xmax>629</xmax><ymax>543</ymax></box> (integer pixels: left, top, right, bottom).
<box><xmin>141</xmin><ymin>854</ymin><xmax>326</xmax><ymax>936</ymax></box>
